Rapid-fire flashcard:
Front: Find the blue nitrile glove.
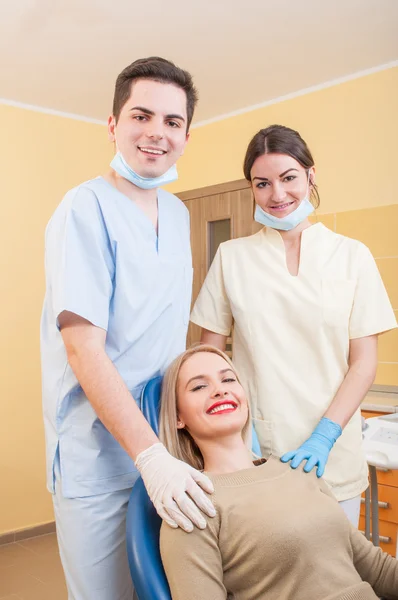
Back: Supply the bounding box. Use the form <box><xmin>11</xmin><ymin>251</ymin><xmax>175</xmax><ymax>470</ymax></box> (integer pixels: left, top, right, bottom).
<box><xmin>281</xmin><ymin>417</ymin><xmax>342</xmax><ymax>478</ymax></box>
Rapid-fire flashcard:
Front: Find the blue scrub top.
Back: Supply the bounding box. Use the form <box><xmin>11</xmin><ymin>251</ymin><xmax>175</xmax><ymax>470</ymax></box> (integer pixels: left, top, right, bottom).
<box><xmin>41</xmin><ymin>177</ymin><xmax>192</xmax><ymax>498</ymax></box>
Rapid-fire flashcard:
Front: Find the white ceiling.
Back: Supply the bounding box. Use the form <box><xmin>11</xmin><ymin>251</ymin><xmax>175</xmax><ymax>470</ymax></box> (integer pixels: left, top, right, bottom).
<box><xmin>1</xmin><ymin>0</ymin><xmax>397</xmax><ymax>125</ymax></box>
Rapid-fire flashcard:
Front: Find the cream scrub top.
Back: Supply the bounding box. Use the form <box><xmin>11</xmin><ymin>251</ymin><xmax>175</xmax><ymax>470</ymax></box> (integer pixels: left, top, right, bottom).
<box><xmin>190</xmin><ymin>224</ymin><xmax>397</xmax><ymax>501</ymax></box>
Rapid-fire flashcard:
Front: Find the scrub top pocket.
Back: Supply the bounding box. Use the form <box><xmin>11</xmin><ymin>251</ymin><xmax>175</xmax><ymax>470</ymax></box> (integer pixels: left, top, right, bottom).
<box><xmin>322</xmin><ymin>279</ymin><xmax>356</xmax><ymax>328</ymax></box>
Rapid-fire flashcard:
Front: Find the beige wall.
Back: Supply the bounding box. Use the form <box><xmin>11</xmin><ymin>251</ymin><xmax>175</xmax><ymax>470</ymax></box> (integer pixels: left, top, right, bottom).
<box><xmin>1</xmin><ymin>104</ymin><xmax>112</xmax><ymax>535</ymax></box>
<box><xmin>167</xmin><ymin>65</ymin><xmax>398</xmax><ymax>383</ymax></box>
<box><xmin>168</xmin><ymin>66</ymin><xmax>398</xmax><ymax>214</ymax></box>
<box><xmin>2</xmin><ymin>64</ymin><xmax>397</xmax><ymax>535</ymax></box>
<box><xmin>312</xmin><ymin>207</ymin><xmax>398</xmax><ymax>386</ymax></box>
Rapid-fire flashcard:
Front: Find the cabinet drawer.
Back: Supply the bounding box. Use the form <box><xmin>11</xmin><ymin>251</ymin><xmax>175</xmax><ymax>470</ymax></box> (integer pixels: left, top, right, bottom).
<box><xmin>359</xmin><ymin>516</ymin><xmax>397</xmax><ymax>557</ymax></box>
<box><xmin>361</xmin><ymin>484</ymin><xmax>398</xmax><ymax>524</ymax></box>
<box><xmin>374</xmin><ymin>469</ymin><xmax>398</xmax><ymax>488</ymax></box>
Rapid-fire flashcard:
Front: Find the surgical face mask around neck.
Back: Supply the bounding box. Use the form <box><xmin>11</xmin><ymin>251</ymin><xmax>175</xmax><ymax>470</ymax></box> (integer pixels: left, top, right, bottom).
<box><xmin>254</xmin><ymin>171</ymin><xmax>314</xmax><ymax>231</ymax></box>
<box><xmin>110</xmin><ymin>151</ymin><xmax>178</xmax><ymax>190</ymax></box>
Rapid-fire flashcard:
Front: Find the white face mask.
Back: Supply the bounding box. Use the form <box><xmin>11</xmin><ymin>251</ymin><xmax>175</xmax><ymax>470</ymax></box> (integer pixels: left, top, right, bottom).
<box><xmin>254</xmin><ymin>170</ymin><xmax>314</xmax><ymax>231</ymax></box>
<box><xmin>110</xmin><ymin>151</ymin><xmax>178</xmax><ymax>190</ymax></box>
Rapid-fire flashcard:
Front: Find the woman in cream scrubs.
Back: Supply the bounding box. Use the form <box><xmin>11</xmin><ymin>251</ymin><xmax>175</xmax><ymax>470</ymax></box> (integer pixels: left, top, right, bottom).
<box><xmin>190</xmin><ymin>125</ymin><xmax>397</xmax><ymax>526</ymax></box>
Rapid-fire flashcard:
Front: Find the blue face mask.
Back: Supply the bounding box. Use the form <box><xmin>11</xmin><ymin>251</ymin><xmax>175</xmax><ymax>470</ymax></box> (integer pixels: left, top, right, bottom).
<box><xmin>254</xmin><ymin>171</ymin><xmax>315</xmax><ymax>231</ymax></box>
<box><xmin>110</xmin><ymin>152</ymin><xmax>178</xmax><ymax>190</ymax></box>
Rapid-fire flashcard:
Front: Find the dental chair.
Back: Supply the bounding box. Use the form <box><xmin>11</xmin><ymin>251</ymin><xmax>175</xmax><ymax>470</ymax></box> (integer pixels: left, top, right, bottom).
<box><xmin>126</xmin><ymin>375</ymin><xmax>262</xmax><ymax>600</ymax></box>
<box><xmin>126</xmin><ymin>376</ymin><xmax>170</xmax><ymax>600</ymax></box>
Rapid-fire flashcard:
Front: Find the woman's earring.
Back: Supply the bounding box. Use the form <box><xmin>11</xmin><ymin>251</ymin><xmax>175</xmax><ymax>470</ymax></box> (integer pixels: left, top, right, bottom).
<box><xmin>177</xmin><ymin>420</ymin><xmax>185</xmax><ymax>429</ymax></box>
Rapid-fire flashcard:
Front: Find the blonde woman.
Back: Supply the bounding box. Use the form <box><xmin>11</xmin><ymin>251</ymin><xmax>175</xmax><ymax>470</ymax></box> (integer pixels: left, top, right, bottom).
<box><xmin>159</xmin><ymin>344</ymin><xmax>398</xmax><ymax>600</ymax></box>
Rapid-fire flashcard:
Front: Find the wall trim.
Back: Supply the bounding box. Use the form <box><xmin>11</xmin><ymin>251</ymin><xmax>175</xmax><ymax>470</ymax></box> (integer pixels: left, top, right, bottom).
<box><xmin>0</xmin><ymin>521</ymin><xmax>56</xmax><ymax>546</ymax></box>
<box><xmin>191</xmin><ymin>60</ymin><xmax>398</xmax><ymax>129</ymax></box>
<box><xmin>1</xmin><ymin>61</ymin><xmax>396</xmax><ymax>128</ymax></box>
<box><xmin>0</xmin><ymin>98</ymin><xmax>107</xmax><ymax>125</ymax></box>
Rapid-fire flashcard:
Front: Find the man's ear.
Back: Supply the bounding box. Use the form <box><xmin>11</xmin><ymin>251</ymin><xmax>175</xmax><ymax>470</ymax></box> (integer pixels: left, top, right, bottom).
<box><xmin>179</xmin><ymin>131</ymin><xmax>190</xmax><ymax>157</ymax></box>
<box><xmin>108</xmin><ymin>115</ymin><xmax>116</xmax><ymax>142</ymax></box>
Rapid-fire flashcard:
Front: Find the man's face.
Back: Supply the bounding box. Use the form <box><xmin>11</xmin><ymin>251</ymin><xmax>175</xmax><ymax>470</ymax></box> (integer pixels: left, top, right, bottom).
<box><xmin>108</xmin><ymin>79</ymin><xmax>190</xmax><ymax>178</ymax></box>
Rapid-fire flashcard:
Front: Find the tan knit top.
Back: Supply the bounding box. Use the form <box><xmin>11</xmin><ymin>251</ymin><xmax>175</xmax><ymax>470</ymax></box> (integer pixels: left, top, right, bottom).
<box><xmin>160</xmin><ymin>456</ymin><xmax>398</xmax><ymax>600</ymax></box>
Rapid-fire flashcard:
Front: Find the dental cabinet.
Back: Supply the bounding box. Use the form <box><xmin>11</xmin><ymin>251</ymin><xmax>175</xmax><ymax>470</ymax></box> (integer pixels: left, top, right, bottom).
<box><xmin>360</xmin><ymin>389</ymin><xmax>398</xmax><ymax>557</ymax></box>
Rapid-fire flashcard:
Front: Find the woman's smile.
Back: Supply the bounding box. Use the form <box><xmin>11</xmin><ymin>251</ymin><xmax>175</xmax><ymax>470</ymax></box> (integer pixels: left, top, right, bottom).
<box><xmin>206</xmin><ymin>400</ymin><xmax>238</xmax><ymax>415</ymax></box>
<box><xmin>268</xmin><ymin>200</ymin><xmax>296</xmax><ymax>214</ymax></box>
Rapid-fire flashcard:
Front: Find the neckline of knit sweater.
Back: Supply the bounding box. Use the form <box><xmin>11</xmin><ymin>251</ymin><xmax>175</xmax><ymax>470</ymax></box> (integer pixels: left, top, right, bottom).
<box><xmin>205</xmin><ymin>455</ymin><xmax>290</xmax><ymax>486</ymax></box>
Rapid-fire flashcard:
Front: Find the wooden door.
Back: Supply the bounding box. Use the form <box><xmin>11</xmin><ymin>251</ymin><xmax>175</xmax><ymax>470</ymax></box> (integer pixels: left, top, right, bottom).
<box><xmin>178</xmin><ymin>179</ymin><xmax>262</xmax><ymax>346</ymax></box>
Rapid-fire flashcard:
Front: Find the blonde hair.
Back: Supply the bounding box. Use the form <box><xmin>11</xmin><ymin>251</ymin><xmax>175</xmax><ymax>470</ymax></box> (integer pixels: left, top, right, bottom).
<box><xmin>159</xmin><ymin>344</ymin><xmax>251</xmax><ymax>470</ymax></box>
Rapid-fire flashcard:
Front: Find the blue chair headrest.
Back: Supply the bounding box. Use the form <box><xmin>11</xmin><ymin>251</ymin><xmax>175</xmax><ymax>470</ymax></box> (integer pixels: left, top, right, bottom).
<box><xmin>127</xmin><ymin>375</ymin><xmax>172</xmax><ymax>600</ymax></box>
<box><xmin>139</xmin><ymin>375</ymin><xmax>163</xmax><ymax>436</ymax></box>
<box><xmin>126</xmin><ymin>478</ymin><xmax>171</xmax><ymax>600</ymax></box>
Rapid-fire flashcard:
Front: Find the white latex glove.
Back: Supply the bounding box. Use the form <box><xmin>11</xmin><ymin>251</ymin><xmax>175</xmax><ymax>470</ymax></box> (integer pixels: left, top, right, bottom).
<box><xmin>135</xmin><ymin>443</ymin><xmax>216</xmax><ymax>532</ymax></box>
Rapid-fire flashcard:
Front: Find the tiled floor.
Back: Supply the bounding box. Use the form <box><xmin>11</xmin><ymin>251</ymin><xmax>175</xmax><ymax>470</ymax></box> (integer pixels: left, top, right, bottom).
<box><xmin>0</xmin><ymin>534</ymin><xmax>67</xmax><ymax>599</ymax></box>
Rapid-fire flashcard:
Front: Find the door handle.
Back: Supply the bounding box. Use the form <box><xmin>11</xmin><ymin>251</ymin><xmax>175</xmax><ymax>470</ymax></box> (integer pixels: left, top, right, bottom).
<box><xmin>361</xmin><ymin>499</ymin><xmax>390</xmax><ymax>509</ymax></box>
<box><xmin>360</xmin><ymin>531</ymin><xmax>392</xmax><ymax>544</ymax></box>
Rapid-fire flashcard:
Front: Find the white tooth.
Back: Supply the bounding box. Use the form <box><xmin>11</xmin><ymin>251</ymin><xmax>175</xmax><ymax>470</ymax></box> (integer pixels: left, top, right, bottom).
<box><xmin>140</xmin><ymin>148</ymin><xmax>164</xmax><ymax>155</ymax></box>
<box><xmin>209</xmin><ymin>403</ymin><xmax>236</xmax><ymax>414</ymax></box>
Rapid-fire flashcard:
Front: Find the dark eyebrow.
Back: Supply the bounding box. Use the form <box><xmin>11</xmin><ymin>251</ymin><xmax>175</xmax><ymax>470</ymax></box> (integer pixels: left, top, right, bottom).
<box><xmin>185</xmin><ymin>368</ymin><xmax>236</xmax><ymax>389</ymax></box>
<box><xmin>252</xmin><ymin>168</ymin><xmax>299</xmax><ymax>182</ymax></box>
<box><xmin>129</xmin><ymin>106</ymin><xmax>185</xmax><ymax>122</ymax></box>
<box><xmin>165</xmin><ymin>113</ymin><xmax>185</xmax><ymax>122</ymax></box>
<box><xmin>130</xmin><ymin>106</ymin><xmax>155</xmax><ymax>116</ymax></box>
<box><xmin>279</xmin><ymin>168</ymin><xmax>299</xmax><ymax>177</ymax></box>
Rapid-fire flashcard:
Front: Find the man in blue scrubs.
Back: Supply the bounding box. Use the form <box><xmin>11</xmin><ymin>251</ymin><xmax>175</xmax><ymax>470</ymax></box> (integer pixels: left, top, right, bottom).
<box><xmin>41</xmin><ymin>57</ymin><xmax>215</xmax><ymax>600</ymax></box>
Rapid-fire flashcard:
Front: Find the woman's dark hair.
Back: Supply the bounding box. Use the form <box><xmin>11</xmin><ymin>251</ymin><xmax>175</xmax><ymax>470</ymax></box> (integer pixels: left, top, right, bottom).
<box><xmin>243</xmin><ymin>124</ymin><xmax>320</xmax><ymax>208</ymax></box>
<box><xmin>113</xmin><ymin>56</ymin><xmax>198</xmax><ymax>131</ymax></box>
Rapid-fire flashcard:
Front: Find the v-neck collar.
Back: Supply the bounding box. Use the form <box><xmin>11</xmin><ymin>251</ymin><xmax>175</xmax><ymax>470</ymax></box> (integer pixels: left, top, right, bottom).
<box><xmin>260</xmin><ymin>223</ymin><xmax>325</xmax><ymax>277</ymax></box>
<box><xmin>98</xmin><ymin>176</ymin><xmax>160</xmax><ymax>251</ymax></box>
<box><xmin>97</xmin><ymin>178</ymin><xmax>186</xmax><ymax>260</ymax></box>
<box><xmin>261</xmin><ymin>222</ymin><xmax>324</xmax><ymax>247</ymax></box>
